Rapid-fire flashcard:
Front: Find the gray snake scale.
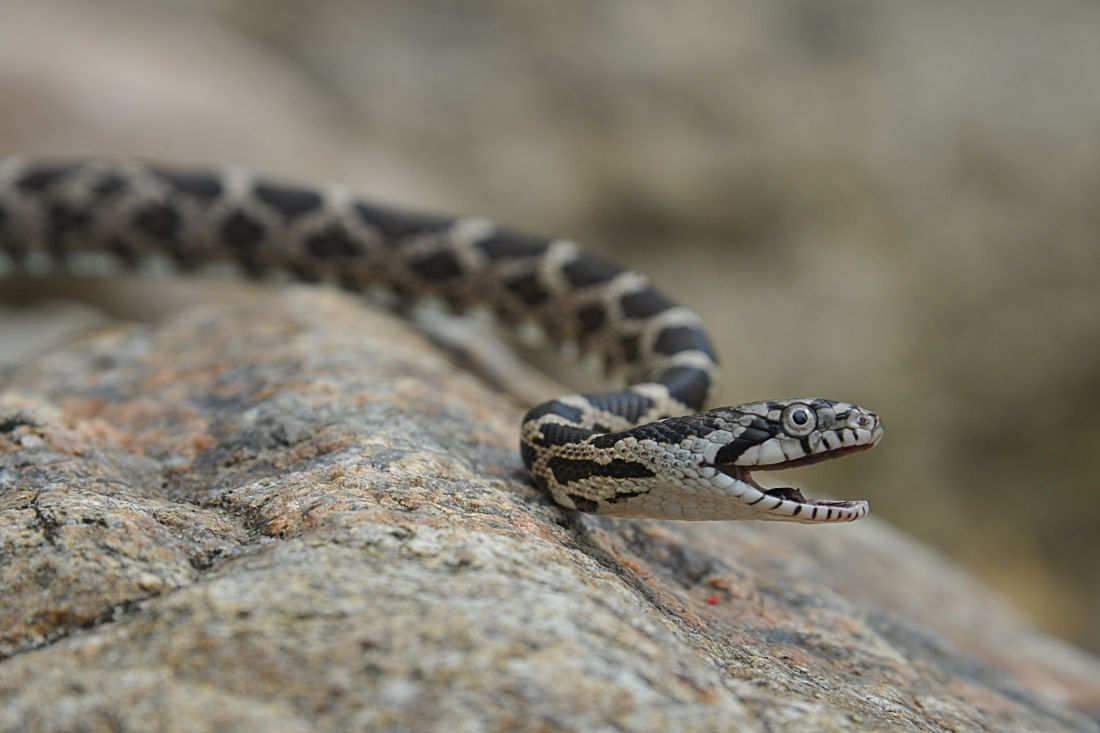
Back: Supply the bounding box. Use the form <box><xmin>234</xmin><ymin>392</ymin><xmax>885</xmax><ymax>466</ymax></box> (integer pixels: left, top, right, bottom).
<box><xmin>0</xmin><ymin>159</ymin><xmax>882</xmax><ymax>522</ymax></box>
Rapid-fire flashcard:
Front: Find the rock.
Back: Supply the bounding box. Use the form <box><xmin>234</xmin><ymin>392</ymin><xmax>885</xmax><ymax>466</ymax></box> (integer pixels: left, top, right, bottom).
<box><xmin>1</xmin><ymin>287</ymin><xmax>1097</xmax><ymax>732</ymax></box>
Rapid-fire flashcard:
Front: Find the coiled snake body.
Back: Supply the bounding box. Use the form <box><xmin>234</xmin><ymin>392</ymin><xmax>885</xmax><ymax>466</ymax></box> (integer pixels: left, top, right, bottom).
<box><xmin>0</xmin><ymin>159</ymin><xmax>882</xmax><ymax>522</ymax></box>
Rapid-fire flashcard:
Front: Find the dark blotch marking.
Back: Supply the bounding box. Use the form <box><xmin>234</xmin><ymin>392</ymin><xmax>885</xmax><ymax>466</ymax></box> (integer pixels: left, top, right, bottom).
<box><xmin>588</xmin><ymin>431</ymin><xmax>626</xmax><ymax>450</ymax></box>
<box><xmin>354</xmin><ymin>201</ymin><xmax>453</xmax><ymax>240</ymax></box>
<box><xmin>520</xmin><ymin>440</ymin><xmax>540</xmax><ymax>471</ymax></box>
<box><xmin>655</xmin><ymin>366</ymin><xmax>711</xmax><ymax>411</ymax></box>
<box><xmin>567</xmin><ymin>494</ymin><xmax>600</xmax><ymax>513</ymax></box>
<box><xmin>16</xmin><ymin>164</ymin><xmax>79</xmax><ymax>192</ymax></box>
<box><xmin>576</xmin><ymin>303</ymin><xmax>606</xmax><ymax>334</ymax></box>
<box><xmin>46</xmin><ymin>203</ymin><xmax>91</xmax><ymax>249</ymax></box>
<box><xmin>505</xmin><ymin>273</ymin><xmax>550</xmax><ymax>306</ymax></box>
<box><xmin>749</xmin><ymin>417</ymin><xmax>778</xmax><ymax>435</ymax></box>
<box><xmin>254</xmin><ymin>182</ymin><xmax>323</xmax><ymax>218</ymax></box>
<box><xmin>713</xmin><ymin>428</ymin><xmax>773</xmax><ymax>465</ymax></box>
<box><xmin>562</xmin><ymin>256</ymin><xmax>622</xmax><ymax>288</ymax></box>
<box><xmin>546</xmin><ymin>457</ymin><xmax>655</xmax><ymax>486</ymax></box>
<box><xmin>133</xmin><ymin>203</ymin><xmax>180</xmax><ymax>242</ymax></box>
<box><xmin>410</xmin><ymin>250</ymin><xmax>463</xmax><ymax>281</ymax></box>
<box><xmin>153</xmin><ymin>169</ymin><xmax>223</xmax><ymax>199</ymax></box>
<box><xmin>532</xmin><ymin>423</ymin><xmax>597</xmax><ymax>449</ymax></box>
<box><xmin>653</xmin><ymin>325</ymin><xmax>715</xmax><ymax>358</ymax></box>
<box><xmin>620</xmin><ymin>288</ymin><xmax>675</xmax><ymax>319</ymax></box>
<box><xmin>589</xmin><ymin>412</ymin><xmax>720</xmax><ymax>450</ymax></box>
<box><xmin>582</xmin><ymin>391</ymin><xmax>654</xmax><ymax>424</ymax></box>
<box><xmin>91</xmin><ymin>173</ymin><xmax>129</xmax><ymax>199</ymax></box>
<box><xmin>220</xmin><ymin>210</ymin><xmax>264</xmax><ymax>251</ymax></box>
<box><xmin>524</xmin><ymin>401</ymin><xmax>584</xmax><ymax>424</ymax></box>
<box><xmin>630</xmin><ymin>417</ymin><xmax>695</xmax><ymax>444</ymax></box>
<box><xmin>103</xmin><ymin>237</ymin><xmax>138</xmax><ymax>269</ymax></box>
<box><xmin>475</xmin><ymin>230</ymin><xmax>548</xmax><ymax>260</ymax></box>
<box><xmin>305</xmin><ymin>224</ymin><xmax>361</xmax><ymax>258</ymax></box>
<box><xmin>620</xmin><ymin>334</ymin><xmax>641</xmax><ymax>364</ymax></box>
<box><xmin>664</xmin><ymin>413</ymin><xmax>726</xmax><ymax>440</ymax></box>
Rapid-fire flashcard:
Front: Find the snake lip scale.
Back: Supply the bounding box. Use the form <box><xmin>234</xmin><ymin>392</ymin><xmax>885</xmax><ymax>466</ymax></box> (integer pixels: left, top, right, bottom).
<box><xmin>748</xmin><ymin>439</ymin><xmax>879</xmax><ymax>471</ymax></box>
<box><xmin>0</xmin><ymin>158</ymin><xmax>883</xmax><ymax>523</ymax></box>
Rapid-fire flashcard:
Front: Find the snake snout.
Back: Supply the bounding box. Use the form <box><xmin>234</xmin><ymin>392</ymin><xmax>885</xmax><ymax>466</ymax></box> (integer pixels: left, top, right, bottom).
<box><xmin>847</xmin><ymin>409</ymin><xmax>884</xmax><ymax>442</ymax></box>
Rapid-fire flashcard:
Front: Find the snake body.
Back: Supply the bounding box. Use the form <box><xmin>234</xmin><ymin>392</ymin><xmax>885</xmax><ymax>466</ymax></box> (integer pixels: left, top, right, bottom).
<box><xmin>0</xmin><ymin>159</ymin><xmax>882</xmax><ymax>522</ymax></box>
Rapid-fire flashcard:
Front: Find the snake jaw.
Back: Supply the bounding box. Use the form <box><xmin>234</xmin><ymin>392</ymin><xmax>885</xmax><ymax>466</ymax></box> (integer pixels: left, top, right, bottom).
<box><xmin>707</xmin><ymin>405</ymin><xmax>883</xmax><ymax>522</ymax></box>
<box><xmin>717</xmin><ymin>460</ymin><xmax>871</xmax><ymax>510</ymax></box>
<box><xmin>713</xmin><ymin>462</ymin><xmax>872</xmax><ymax>522</ymax></box>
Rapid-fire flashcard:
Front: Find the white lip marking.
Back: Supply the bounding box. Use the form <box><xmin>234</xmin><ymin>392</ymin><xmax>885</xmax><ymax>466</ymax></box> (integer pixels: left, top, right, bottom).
<box><xmin>780</xmin><ymin>438</ymin><xmax>804</xmax><ymax>461</ymax></box>
<box><xmin>757</xmin><ymin>441</ymin><xmax>786</xmax><ymax>465</ymax></box>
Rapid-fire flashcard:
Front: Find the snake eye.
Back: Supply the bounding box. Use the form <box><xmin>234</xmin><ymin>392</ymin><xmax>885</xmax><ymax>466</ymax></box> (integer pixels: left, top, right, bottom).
<box><xmin>781</xmin><ymin>403</ymin><xmax>817</xmax><ymax>436</ymax></box>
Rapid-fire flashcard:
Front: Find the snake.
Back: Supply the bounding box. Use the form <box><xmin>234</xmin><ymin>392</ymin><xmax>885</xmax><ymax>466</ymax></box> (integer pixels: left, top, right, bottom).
<box><xmin>0</xmin><ymin>158</ymin><xmax>883</xmax><ymax>522</ymax></box>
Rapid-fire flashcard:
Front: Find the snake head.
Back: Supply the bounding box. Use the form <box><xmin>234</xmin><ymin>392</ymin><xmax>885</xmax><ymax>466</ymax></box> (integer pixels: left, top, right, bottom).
<box><xmin>559</xmin><ymin>397</ymin><xmax>884</xmax><ymax>522</ymax></box>
<box><xmin>699</xmin><ymin>398</ymin><xmax>883</xmax><ymax>522</ymax></box>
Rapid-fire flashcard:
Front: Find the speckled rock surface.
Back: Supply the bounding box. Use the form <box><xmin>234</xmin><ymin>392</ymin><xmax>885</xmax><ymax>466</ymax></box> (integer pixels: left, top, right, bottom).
<box><xmin>1</xmin><ymin>288</ymin><xmax>1098</xmax><ymax>732</ymax></box>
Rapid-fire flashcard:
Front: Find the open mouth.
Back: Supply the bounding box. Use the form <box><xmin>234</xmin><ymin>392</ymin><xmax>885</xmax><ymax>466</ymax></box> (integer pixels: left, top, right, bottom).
<box><xmin>715</xmin><ymin>441</ymin><xmax>877</xmax><ymax>509</ymax></box>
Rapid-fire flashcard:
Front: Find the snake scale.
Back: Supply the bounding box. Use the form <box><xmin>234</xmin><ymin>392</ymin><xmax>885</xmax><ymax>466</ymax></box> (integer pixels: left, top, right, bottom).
<box><xmin>0</xmin><ymin>158</ymin><xmax>882</xmax><ymax>522</ymax></box>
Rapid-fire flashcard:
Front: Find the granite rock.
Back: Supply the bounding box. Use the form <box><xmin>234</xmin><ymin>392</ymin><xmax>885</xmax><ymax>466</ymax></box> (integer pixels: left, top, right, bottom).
<box><xmin>1</xmin><ymin>288</ymin><xmax>1097</xmax><ymax>732</ymax></box>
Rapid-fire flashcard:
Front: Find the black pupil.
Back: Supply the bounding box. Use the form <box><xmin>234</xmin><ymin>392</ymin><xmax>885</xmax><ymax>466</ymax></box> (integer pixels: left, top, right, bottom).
<box><xmin>791</xmin><ymin>409</ymin><xmax>809</xmax><ymax>425</ymax></box>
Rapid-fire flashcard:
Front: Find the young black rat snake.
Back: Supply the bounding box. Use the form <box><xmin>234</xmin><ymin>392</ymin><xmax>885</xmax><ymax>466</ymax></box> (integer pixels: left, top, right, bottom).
<box><xmin>0</xmin><ymin>159</ymin><xmax>882</xmax><ymax>521</ymax></box>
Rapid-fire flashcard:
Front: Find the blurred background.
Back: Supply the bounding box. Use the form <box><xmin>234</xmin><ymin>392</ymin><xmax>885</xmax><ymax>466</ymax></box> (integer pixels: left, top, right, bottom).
<box><xmin>1</xmin><ymin>0</ymin><xmax>1097</xmax><ymax>653</ymax></box>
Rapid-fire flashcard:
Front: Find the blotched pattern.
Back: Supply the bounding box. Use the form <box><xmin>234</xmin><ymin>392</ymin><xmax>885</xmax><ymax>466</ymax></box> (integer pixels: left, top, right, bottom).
<box><xmin>0</xmin><ymin>159</ymin><xmax>882</xmax><ymax>521</ymax></box>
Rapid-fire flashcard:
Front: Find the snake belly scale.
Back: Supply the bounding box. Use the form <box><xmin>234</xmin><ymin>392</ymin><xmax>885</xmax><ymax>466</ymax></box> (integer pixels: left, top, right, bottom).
<box><xmin>0</xmin><ymin>159</ymin><xmax>882</xmax><ymax>522</ymax></box>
